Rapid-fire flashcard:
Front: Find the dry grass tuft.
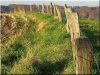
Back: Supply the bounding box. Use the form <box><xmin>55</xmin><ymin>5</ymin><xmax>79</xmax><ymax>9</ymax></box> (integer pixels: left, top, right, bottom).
<box><xmin>36</xmin><ymin>22</ymin><xmax>47</xmax><ymax>32</ymax></box>
<box><xmin>10</xmin><ymin>49</ymin><xmax>37</xmax><ymax>74</ymax></box>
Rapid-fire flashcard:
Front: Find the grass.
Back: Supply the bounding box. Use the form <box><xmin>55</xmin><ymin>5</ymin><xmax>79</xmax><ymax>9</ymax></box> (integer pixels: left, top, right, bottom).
<box><xmin>1</xmin><ymin>12</ymin><xmax>99</xmax><ymax>74</ymax></box>
<box><xmin>79</xmin><ymin>19</ymin><xmax>100</xmax><ymax>74</ymax></box>
<box><xmin>1</xmin><ymin>13</ymin><xmax>74</xmax><ymax>74</ymax></box>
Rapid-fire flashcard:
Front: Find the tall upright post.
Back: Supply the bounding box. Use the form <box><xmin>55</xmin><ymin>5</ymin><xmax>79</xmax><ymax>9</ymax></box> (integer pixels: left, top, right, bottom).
<box><xmin>64</xmin><ymin>4</ymin><xmax>72</xmax><ymax>32</ymax></box>
<box><xmin>67</xmin><ymin>12</ymin><xmax>80</xmax><ymax>63</ymax></box>
<box><xmin>54</xmin><ymin>4</ymin><xmax>56</xmax><ymax>16</ymax></box>
<box><xmin>55</xmin><ymin>5</ymin><xmax>62</xmax><ymax>22</ymax></box>
<box><xmin>75</xmin><ymin>37</ymin><xmax>93</xmax><ymax>74</ymax></box>
<box><xmin>42</xmin><ymin>4</ymin><xmax>45</xmax><ymax>13</ymax></box>
<box><xmin>65</xmin><ymin>4</ymin><xmax>93</xmax><ymax>74</ymax></box>
<box><xmin>50</xmin><ymin>2</ymin><xmax>53</xmax><ymax>15</ymax></box>
<box><xmin>30</xmin><ymin>5</ymin><xmax>32</xmax><ymax>12</ymax></box>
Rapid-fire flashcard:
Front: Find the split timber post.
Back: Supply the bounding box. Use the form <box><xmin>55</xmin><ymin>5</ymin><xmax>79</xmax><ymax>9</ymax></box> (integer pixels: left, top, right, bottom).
<box><xmin>67</xmin><ymin>12</ymin><xmax>80</xmax><ymax>62</ymax></box>
<box><xmin>64</xmin><ymin>4</ymin><xmax>72</xmax><ymax>32</ymax></box>
<box><xmin>50</xmin><ymin>2</ymin><xmax>53</xmax><ymax>15</ymax></box>
<box><xmin>30</xmin><ymin>5</ymin><xmax>32</xmax><ymax>12</ymax></box>
<box><xmin>53</xmin><ymin>4</ymin><xmax>57</xmax><ymax>17</ymax></box>
<box><xmin>55</xmin><ymin>5</ymin><xmax>62</xmax><ymax>22</ymax></box>
<box><xmin>42</xmin><ymin>4</ymin><xmax>45</xmax><ymax>13</ymax></box>
<box><xmin>75</xmin><ymin>37</ymin><xmax>93</xmax><ymax>74</ymax></box>
<box><xmin>66</xmin><ymin>10</ymin><xmax>93</xmax><ymax>74</ymax></box>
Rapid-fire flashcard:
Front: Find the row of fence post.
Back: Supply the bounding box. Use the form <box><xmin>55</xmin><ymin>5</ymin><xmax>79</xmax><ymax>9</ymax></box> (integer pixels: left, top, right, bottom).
<box><xmin>11</xmin><ymin>3</ymin><xmax>62</xmax><ymax>22</ymax></box>
<box><xmin>64</xmin><ymin>4</ymin><xmax>93</xmax><ymax>74</ymax></box>
<box><xmin>41</xmin><ymin>3</ymin><xmax>94</xmax><ymax>74</ymax></box>
<box><xmin>11</xmin><ymin>3</ymin><xmax>93</xmax><ymax>74</ymax></box>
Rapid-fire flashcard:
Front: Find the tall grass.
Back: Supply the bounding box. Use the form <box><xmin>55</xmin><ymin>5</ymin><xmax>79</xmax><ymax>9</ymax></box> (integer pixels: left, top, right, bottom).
<box><xmin>1</xmin><ymin>13</ymin><xmax>99</xmax><ymax>74</ymax></box>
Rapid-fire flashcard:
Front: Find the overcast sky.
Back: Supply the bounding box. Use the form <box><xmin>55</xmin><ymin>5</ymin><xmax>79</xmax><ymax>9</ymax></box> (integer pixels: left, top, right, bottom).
<box><xmin>0</xmin><ymin>0</ymin><xmax>99</xmax><ymax>7</ymax></box>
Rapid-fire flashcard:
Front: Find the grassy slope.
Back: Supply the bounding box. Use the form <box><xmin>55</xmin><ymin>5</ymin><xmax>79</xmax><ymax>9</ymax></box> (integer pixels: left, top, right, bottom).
<box><xmin>1</xmin><ymin>13</ymin><xmax>99</xmax><ymax>74</ymax></box>
<box><xmin>1</xmin><ymin>13</ymin><xmax>74</xmax><ymax>74</ymax></box>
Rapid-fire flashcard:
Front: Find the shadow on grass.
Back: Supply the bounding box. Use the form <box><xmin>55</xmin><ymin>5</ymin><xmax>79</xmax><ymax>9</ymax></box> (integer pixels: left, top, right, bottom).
<box><xmin>81</xmin><ymin>28</ymin><xmax>100</xmax><ymax>50</ymax></box>
<box><xmin>32</xmin><ymin>59</ymin><xmax>69</xmax><ymax>74</ymax></box>
<box><xmin>81</xmin><ymin>27</ymin><xmax>100</xmax><ymax>74</ymax></box>
<box><xmin>2</xmin><ymin>42</ymin><xmax>26</xmax><ymax>67</ymax></box>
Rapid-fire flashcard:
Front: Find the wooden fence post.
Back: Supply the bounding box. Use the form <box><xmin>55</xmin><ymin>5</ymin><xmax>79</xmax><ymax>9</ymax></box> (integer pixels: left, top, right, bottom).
<box><xmin>50</xmin><ymin>2</ymin><xmax>53</xmax><ymax>15</ymax></box>
<box><xmin>64</xmin><ymin>4</ymin><xmax>72</xmax><ymax>19</ymax></box>
<box><xmin>67</xmin><ymin>12</ymin><xmax>80</xmax><ymax>62</ymax></box>
<box><xmin>55</xmin><ymin>5</ymin><xmax>62</xmax><ymax>22</ymax></box>
<box><xmin>64</xmin><ymin>4</ymin><xmax>72</xmax><ymax>32</ymax></box>
<box><xmin>30</xmin><ymin>5</ymin><xmax>32</xmax><ymax>12</ymax></box>
<box><xmin>65</xmin><ymin>4</ymin><xmax>93</xmax><ymax>74</ymax></box>
<box><xmin>54</xmin><ymin>4</ymin><xmax>57</xmax><ymax>16</ymax></box>
<box><xmin>75</xmin><ymin>37</ymin><xmax>93</xmax><ymax>74</ymax></box>
<box><xmin>42</xmin><ymin>4</ymin><xmax>45</xmax><ymax>13</ymax></box>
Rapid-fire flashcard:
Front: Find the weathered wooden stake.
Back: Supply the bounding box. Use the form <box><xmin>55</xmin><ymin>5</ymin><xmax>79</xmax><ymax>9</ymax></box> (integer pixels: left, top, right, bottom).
<box><xmin>55</xmin><ymin>5</ymin><xmax>62</xmax><ymax>22</ymax></box>
<box><xmin>64</xmin><ymin>4</ymin><xmax>72</xmax><ymax>18</ymax></box>
<box><xmin>75</xmin><ymin>37</ymin><xmax>93</xmax><ymax>74</ymax></box>
<box><xmin>50</xmin><ymin>2</ymin><xmax>53</xmax><ymax>15</ymax></box>
<box><xmin>42</xmin><ymin>4</ymin><xmax>45</xmax><ymax>13</ymax></box>
<box><xmin>30</xmin><ymin>5</ymin><xmax>32</xmax><ymax>12</ymax></box>
<box><xmin>64</xmin><ymin>4</ymin><xmax>72</xmax><ymax>32</ymax></box>
<box><xmin>64</xmin><ymin>4</ymin><xmax>93</xmax><ymax>74</ymax></box>
<box><xmin>67</xmin><ymin>12</ymin><xmax>80</xmax><ymax>62</ymax></box>
<box><xmin>53</xmin><ymin>4</ymin><xmax>56</xmax><ymax>16</ymax></box>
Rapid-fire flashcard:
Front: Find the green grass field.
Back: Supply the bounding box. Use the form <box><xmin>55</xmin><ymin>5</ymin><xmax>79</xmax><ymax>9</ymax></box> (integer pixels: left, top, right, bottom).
<box><xmin>1</xmin><ymin>13</ymin><xmax>100</xmax><ymax>74</ymax></box>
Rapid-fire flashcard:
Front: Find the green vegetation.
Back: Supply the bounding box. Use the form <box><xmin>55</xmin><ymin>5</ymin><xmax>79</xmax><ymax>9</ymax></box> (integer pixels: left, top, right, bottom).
<box><xmin>79</xmin><ymin>19</ymin><xmax>100</xmax><ymax>74</ymax></box>
<box><xmin>1</xmin><ymin>13</ymin><xmax>100</xmax><ymax>74</ymax></box>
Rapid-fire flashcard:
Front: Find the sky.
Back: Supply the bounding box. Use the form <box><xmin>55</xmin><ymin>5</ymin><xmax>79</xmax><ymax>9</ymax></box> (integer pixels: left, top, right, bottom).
<box><xmin>0</xmin><ymin>0</ymin><xmax>99</xmax><ymax>7</ymax></box>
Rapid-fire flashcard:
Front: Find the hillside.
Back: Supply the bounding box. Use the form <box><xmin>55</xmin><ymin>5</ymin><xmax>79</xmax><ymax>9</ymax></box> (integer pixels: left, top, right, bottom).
<box><xmin>0</xmin><ymin>5</ymin><xmax>100</xmax><ymax>20</ymax></box>
<box><xmin>1</xmin><ymin>12</ymin><xmax>74</xmax><ymax>74</ymax></box>
<box><xmin>1</xmin><ymin>11</ymin><xmax>100</xmax><ymax>74</ymax></box>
